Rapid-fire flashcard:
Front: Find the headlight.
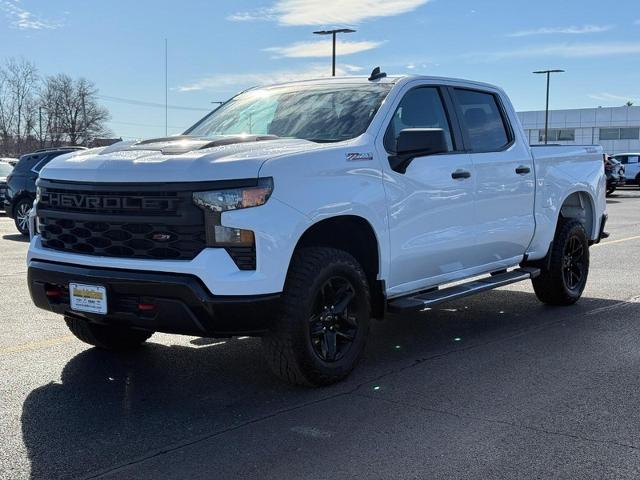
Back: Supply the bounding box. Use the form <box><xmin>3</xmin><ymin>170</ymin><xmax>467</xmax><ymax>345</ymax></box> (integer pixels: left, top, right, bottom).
<box><xmin>192</xmin><ymin>178</ymin><xmax>273</xmax><ymax>212</ymax></box>
<box><xmin>193</xmin><ymin>178</ymin><xmax>273</xmax><ymax>248</ymax></box>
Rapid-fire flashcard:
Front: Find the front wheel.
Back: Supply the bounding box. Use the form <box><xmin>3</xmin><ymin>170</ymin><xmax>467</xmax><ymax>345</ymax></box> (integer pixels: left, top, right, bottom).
<box><xmin>65</xmin><ymin>316</ymin><xmax>153</xmax><ymax>350</ymax></box>
<box><xmin>14</xmin><ymin>197</ymin><xmax>33</xmax><ymax>236</ymax></box>
<box><xmin>262</xmin><ymin>247</ymin><xmax>371</xmax><ymax>386</ymax></box>
<box><xmin>532</xmin><ymin>219</ymin><xmax>589</xmax><ymax>305</ymax></box>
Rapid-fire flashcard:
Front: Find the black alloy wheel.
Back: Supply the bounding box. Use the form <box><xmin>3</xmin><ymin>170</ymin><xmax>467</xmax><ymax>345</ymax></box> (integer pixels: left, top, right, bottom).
<box><xmin>309</xmin><ymin>276</ymin><xmax>360</xmax><ymax>362</ymax></box>
<box><xmin>562</xmin><ymin>234</ymin><xmax>586</xmax><ymax>292</ymax></box>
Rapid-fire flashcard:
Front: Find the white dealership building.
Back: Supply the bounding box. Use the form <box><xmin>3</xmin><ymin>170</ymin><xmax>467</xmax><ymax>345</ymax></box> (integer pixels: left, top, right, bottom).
<box><xmin>517</xmin><ymin>105</ymin><xmax>640</xmax><ymax>154</ymax></box>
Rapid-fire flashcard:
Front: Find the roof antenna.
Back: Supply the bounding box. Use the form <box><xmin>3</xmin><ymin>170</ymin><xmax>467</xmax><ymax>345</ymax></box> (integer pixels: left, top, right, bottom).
<box><xmin>368</xmin><ymin>66</ymin><xmax>387</xmax><ymax>81</ymax></box>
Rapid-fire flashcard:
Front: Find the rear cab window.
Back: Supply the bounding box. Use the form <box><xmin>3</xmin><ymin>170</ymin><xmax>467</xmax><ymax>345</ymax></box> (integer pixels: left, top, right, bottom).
<box><xmin>452</xmin><ymin>88</ymin><xmax>513</xmax><ymax>152</ymax></box>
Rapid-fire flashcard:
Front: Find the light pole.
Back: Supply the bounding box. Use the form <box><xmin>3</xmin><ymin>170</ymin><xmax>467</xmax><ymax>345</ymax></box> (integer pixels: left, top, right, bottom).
<box><xmin>533</xmin><ymin>69</ymin><xmax>564</xmax><ymax>144</ymax></box>
<box><xmin>313</xmin><ymin>28</ymin><xmax>356</xmax><ymax>76</ymax></box>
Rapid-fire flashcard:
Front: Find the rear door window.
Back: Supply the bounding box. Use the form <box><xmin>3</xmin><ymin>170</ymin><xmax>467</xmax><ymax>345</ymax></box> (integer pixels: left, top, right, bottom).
<box><xmin>452</xmin><ymin>89</ymin><xmax>512</xmax><ymax>152</ymax></box>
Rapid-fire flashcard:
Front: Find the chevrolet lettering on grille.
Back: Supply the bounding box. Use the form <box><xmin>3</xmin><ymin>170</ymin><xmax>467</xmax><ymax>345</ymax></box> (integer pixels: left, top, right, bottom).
<box><xmin>41</xmin><ymin>192</ymin><xmax>180</xmax><ymax>211</ymax></box>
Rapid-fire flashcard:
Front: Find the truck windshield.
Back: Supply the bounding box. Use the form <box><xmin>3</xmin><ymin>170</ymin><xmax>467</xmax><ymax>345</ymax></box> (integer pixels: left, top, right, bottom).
<box><xmin>185</xmin><ymin>83</ymin><xmax>392</xmax><ymax>143</ymax></box>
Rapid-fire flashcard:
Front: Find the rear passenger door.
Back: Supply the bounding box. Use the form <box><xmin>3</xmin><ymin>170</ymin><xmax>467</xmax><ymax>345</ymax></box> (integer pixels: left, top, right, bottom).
<box><xmin>450</xmin><ymin>87</ymin><xmax>535</xmax><ymax>269</ymax></box>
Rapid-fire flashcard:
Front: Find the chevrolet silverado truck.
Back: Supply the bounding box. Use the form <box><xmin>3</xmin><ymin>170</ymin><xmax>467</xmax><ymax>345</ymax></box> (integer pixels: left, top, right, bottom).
<box><xmin>27</xmin><ymin>70</ymin><xmax>607</xmax><ymax>386</ymax></box>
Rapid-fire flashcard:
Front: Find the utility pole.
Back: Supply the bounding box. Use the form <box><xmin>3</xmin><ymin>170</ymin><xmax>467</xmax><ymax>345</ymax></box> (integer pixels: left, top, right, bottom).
<box><xmin>533</xmin><ymin>69</ymin><xmax>565</xmax><ymax>144</ymax></box>
<box><xmin>313</xmin><ymin>29</ymin><xmax>356</xmax><ymax>76</ymax></box>
<box><xmin>38</xmin><ymin>106</ymin><xmax>43</xmax><ymax>149</ymax></box>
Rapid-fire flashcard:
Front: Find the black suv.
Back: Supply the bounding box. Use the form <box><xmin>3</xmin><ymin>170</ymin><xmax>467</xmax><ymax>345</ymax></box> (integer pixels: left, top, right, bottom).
<box><xmin>604</xmin><ymin>155</ymin><xmax>626</xmax><ymax>196</ymax></box>
<box><xmin>5</xmin><ymin>147</ymin><xmax>86</xmax><ymax>235</ymax></box>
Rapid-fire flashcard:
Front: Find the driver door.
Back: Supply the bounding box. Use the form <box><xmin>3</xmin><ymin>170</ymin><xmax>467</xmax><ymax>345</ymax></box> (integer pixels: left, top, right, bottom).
<box><xmin>380</xmin><ymin>85</ymin><xmax>478</xmax><ymax>297</ymax></box>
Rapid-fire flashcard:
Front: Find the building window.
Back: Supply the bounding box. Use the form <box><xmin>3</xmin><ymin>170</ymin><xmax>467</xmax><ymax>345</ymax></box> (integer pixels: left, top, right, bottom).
<box><xmin>599</xmin><ymin>127</ymin><xmax>640</xmax><ymax>140</ymax></box>
<box><xmin>620</xmin><ymin>127</ymin><xmax>640</xmax><ymax>140</ymax></box>
<box><xmin>538</xmin><ymin>128</ymin><xmax>575</xmax><ymax>142</ymax></box>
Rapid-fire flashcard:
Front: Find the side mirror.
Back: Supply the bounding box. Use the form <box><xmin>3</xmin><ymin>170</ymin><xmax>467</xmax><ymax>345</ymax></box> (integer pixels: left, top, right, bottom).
<box><xmin>390</xmin><ymin>128</ymin><xmax>448</xmax><ymax>173</ymax></box>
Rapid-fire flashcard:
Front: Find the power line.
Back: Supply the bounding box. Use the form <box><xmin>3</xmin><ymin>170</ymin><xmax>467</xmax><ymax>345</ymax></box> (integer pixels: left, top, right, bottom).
<box><xmin>96</xmin><ymin>94</ymin><xmax>210</xmax><ymax>112</ymax></box>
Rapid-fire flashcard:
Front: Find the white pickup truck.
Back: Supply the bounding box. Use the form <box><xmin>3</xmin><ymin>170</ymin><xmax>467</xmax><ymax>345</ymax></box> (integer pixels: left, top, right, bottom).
<box><xmin>27</xmin><ymin>70</ymin><xmax>607</xmax><ymax>386</ymax></box>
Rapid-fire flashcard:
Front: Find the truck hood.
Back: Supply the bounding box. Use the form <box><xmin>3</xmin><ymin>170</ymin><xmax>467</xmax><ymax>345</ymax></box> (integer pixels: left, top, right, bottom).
<box><xmin>39</xmin><ymin>135</ymin><xmax>323</xmax><ymax>183</ymax></box>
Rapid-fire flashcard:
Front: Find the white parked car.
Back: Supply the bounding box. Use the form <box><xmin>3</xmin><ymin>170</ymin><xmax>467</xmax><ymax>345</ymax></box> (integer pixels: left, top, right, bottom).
<box><xmin>27</xmin><ymin>70</ymin><xmax>607</xmax><ymax>385</ymax></box>
<box><xmin>611</xmin><ymin>153</ymin><xmax>640</xmax><ymax>186</ymax></box>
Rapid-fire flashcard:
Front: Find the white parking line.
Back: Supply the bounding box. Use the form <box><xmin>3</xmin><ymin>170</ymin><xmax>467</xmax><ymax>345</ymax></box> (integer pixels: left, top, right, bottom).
<box><xmin>586</xmin><ymin>295</ymin><xmax>640</xmax><ymax>316</ymax></box>
<box><xmin>593</xmin><ymin>235</ymin><xmax>640</xmax><ymax>247</ymax></box>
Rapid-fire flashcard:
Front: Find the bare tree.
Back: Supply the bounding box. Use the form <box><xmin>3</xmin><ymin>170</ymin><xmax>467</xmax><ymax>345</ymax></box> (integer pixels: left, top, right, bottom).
<box><xmin>0</xmin><ymin>58</ymin><xmax>112</xmax><ymax>155</ymax></box>
<box><xmin>0</xmin><ymin>58</ymin><xmax>39</xmax><ymax>153</ymax></box>
<box><xmin>42</xmin><ymin>74</ymin><xmax>110</xmax><ymax>146</ymax></box>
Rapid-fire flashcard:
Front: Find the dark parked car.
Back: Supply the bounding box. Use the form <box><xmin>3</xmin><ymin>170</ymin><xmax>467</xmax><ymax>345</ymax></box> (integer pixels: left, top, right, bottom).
<box><xmin>605</xmin><ymin>155</ymin><xmax>625</xmax><ymax>196</ymax></box>
<box><xmin>0</xmin><ymin>160</ymin><xmax>14</xmax><ymax>210</ymax></box>
<box><xmin>5</xmin><ymin>147</ymin><xmax>86</xmax><ymax>235</ymax></box>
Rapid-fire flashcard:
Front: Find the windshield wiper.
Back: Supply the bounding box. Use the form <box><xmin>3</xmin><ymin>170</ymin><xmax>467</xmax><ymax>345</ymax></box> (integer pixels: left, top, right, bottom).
<box><xmin>307</xmin><ymin>138</ymin><xmax>341</xmax><ymax>143</ymax></box>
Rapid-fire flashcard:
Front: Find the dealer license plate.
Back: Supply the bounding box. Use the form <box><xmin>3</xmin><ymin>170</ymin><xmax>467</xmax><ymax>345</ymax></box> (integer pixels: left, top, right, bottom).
<box><xmin>69</xmin><ymin>283</ymin><xmax>107</xmax><ymax>315</ymax></box>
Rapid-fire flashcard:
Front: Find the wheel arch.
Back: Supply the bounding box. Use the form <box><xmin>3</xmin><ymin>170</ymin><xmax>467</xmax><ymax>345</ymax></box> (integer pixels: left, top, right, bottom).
<box><xmin>291</xmin><ymin>215</ymin><xmax>386</xmax><ymax>318</ymax></box>
<box><xmin>11</xmin><ymin>191</ymin><xmax>35</xmax><ymax>216</ymax></box>
<box><xmin>557</xmin><ymin>190</ymin><xmax>596</xmax><ymax>239</ymax></box>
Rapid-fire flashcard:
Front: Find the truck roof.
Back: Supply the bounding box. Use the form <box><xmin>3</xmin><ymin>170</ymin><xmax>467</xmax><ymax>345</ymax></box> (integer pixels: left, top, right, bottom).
<box><xmin>251</xmin><ymin>74</ymin><xmax>503</xmax><ymax>93</ymax></box>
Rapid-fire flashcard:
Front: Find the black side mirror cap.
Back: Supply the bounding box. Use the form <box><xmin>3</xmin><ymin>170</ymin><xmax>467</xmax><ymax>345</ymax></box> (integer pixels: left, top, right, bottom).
<box><xmin>389</xmin><ymin>128</ymin><xmax>449</xmax><ymax>173</ymax></box>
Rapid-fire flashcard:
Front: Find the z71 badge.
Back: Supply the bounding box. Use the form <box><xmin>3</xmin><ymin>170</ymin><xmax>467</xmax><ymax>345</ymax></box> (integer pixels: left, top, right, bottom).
<box><xmin>346</xmin><ymin>152</ymin><xmax>374</xmax><ymax>161</ymax></box>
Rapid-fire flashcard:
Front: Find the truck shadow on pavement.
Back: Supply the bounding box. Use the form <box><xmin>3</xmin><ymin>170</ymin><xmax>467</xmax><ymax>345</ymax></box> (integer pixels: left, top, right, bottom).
<box><xmin>20</xmin><ymin>290</ymin><xmax>640</xmax><ymax>479</ymax></box>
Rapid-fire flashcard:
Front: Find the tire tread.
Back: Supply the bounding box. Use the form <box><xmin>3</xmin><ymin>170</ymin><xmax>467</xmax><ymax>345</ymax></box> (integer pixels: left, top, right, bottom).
<box><xmin>532</xmin><ymin>218</ymin><xmax>589</xmax><ymax>306</ymax></box>
<box><xmin>262</xmin><ymin>247</ymin><xmax>370</xmax><ymax>386</ymax></box>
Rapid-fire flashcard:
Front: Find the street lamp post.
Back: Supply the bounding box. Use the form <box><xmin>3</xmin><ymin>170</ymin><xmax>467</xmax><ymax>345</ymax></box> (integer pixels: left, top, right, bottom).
<box><xmin>313</xmin><ymin>28</ymin><xmax>356</xmax><ymax>76</ymax></box>
<box><xmin>533</xmin><ymin>69</ymin><xmax>565</xmax><ymax>144</ymax></box>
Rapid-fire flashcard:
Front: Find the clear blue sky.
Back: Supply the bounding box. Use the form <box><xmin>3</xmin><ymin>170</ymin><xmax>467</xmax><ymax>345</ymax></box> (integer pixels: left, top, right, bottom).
<box><xmin>1</xmin><ymin>0</ymin><xmax>639</xmax><ymax>139</ymax></box>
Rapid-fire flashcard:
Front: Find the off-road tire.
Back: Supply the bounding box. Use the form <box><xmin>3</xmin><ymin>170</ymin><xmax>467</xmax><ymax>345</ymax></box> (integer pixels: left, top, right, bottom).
<box><xmin>532</xmin><ymin>218</ymin><xmax>589</xmax><ymax>306</ymax></box>
<box><xmin>262</xmin><ymin>247</ymin><xmax>371</xmax><ymax>387</ymax></box>
<box><xmin>65</xmin><ymin>316</ymin><xmax>153</xmax><ymax>350</ymax></box>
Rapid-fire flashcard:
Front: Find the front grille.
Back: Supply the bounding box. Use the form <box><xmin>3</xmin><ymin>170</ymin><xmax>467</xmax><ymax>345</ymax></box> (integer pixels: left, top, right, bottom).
<box><xmin>39</xmin><ymin>217</ymin><xmax>206</xmax><ymax>260</ymax></box>
<box><xmin>37</xmin><ymin>180</ymin><xmax>207</xmax><ymax>261</ymax></box>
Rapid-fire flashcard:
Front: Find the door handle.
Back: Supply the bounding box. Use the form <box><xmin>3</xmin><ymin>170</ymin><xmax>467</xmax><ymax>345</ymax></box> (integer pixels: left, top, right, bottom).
<box><xmin>451</xmin><ymin>169</ymin><xmax>471</xmax><ymax>180</ymax></box>
<box><xmin>515</xmin><ymin>166</ymin><xmax>531</xmax><ymax>175</ymax></box>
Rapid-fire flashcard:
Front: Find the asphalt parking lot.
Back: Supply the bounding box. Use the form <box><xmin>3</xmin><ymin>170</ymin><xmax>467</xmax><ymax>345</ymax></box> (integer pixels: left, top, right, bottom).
<box><xmin>1</xmin><ymin>189</ymin><xmax>639</xmax><ymax>480</ymax></box>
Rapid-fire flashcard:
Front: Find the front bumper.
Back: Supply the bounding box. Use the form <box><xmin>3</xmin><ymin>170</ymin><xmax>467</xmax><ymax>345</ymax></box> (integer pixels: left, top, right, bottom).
<box><xmin>28</xmin><ymin>260</ymin><xmax>280</xmax><ymax>336</ymax></box>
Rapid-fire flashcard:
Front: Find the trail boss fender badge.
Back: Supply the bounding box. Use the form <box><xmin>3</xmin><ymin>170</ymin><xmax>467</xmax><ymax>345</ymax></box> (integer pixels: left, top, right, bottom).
<box><xmin>345</xmin><ymin>152</ymin><xmax>374</xmax><ymax>161</ymax></box>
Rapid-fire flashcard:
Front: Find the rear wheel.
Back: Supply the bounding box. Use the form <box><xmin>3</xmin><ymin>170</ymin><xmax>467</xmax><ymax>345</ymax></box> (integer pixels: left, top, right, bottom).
<box><xmin>262</xmin><ymin>247</ymin><xmax>371</xmax><ymax>386</ymax></box>
<box><xmin>14</xmin><ymin>197</ymin><xmax>32</xmax><ymax>236</ymax></box>
<box><xmin>65</xmin><ymin>316</ymin><xmax>153</xmax><ymax>350</ymax></box>
<box><xmin>532</xmin><ymin>218</ymin><xmax>589</xmax><ymax>305</ymax></box>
